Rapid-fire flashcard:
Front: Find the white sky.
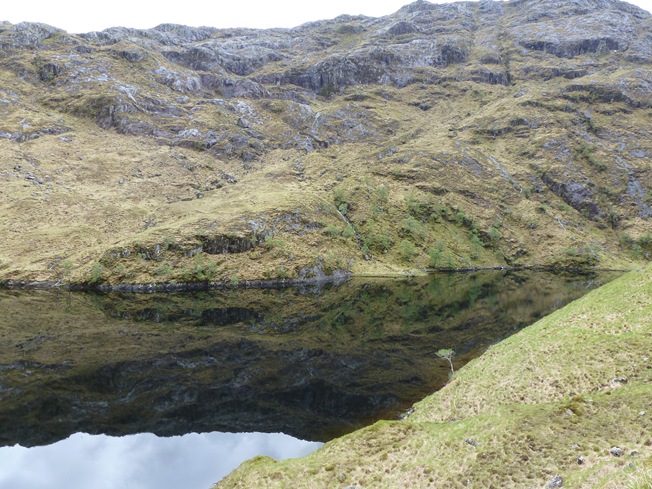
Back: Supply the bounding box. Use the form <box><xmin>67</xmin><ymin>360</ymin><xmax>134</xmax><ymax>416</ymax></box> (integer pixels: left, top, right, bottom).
<box><xmin>3</xmin><ymin>0</ymin><xmax>651</xmax><ymax>34</ymax></box>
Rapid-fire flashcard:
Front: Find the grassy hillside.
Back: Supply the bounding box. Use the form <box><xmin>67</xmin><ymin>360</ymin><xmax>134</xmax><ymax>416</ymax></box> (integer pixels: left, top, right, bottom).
<box><xmin>1</xmin><ymin>0</ymin><xmax>651</xmax><ymax>285</ymax></box>
<box><xmin>218</xmin><ymin>264</ymin><xmax>652</xmax><ymax>488</ymax></box>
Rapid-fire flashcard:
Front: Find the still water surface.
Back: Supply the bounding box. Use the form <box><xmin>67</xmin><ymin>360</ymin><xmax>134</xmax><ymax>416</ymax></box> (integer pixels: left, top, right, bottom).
<box><xmin>0</xmin><ymin>431</ymin><xmax>320</xmax><ymax>489</ymax></box>
<box><xmin>0</xmin><ymin>271</ymin><xmax>620</xmax><ymax>488</ymax></box>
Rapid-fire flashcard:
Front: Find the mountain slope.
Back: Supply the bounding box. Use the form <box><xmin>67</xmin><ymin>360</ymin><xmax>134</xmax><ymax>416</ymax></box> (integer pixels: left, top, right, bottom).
<box><xmin>0</xmin><ymin>0</ymin><xmax>651</xmax><ymax>285</ymax></box>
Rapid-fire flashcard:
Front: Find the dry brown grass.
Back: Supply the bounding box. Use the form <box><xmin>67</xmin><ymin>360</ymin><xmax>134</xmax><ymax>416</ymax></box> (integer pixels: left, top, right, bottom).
<box><xmin>1</xmin><ymin>21</ymin><xmax>650</xmax><ymax>286</ymax></box>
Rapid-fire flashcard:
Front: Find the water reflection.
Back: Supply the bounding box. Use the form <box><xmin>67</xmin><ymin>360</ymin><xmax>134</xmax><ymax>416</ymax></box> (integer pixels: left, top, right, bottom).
<box><xmin>0</xmin><ymin>431</ymin><xmax>321</xmax><ymax>489</ymax></box>
<box><xmin>0</xmin><ymin>270</ymin><xmax>619</xmax><ymax>450</ymax></box>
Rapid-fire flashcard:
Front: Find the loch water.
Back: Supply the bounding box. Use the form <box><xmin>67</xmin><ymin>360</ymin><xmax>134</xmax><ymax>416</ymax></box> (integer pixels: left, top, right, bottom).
<box><xmin>0</xmin><ymin>270</ymin><xmax>620</xmax><ymax>488</ymax></box>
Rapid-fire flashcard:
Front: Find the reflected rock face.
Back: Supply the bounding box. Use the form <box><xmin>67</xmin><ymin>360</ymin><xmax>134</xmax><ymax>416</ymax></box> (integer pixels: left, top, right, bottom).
<box><xmin>0</xmin><ymin>271</ymin><xmax>618</xmax><ymax>446</ymax></box>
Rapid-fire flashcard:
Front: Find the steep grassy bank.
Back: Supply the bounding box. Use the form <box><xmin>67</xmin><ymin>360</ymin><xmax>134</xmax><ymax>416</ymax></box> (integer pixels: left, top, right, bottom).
<box><xmin>218</xmin><ymin>265</ymin><xmax>652</xmax><ymax>488</ymax></box>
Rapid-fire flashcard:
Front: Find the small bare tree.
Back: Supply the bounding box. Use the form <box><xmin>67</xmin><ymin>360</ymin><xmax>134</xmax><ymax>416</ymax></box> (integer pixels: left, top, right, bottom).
<box><xmin>436</xmin><ymin>348</ymin><xmax>455</xmax><ymax>375</ymax></box>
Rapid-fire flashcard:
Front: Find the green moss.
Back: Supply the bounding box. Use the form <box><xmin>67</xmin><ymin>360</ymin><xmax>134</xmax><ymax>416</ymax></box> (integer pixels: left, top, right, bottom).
<box><xmin>399</xmin><ymin>239</ymin><xmax>418</xmax><ymax>262</ymax></box>
<box><xmin>89</xmin><ymin>262</ymin><xmax>104</xmax><ymax>283</ymax></box>
<box><xmin>323</xmin><ymin>224</ymin><xmax>342</xmax><ymax>237</ymax></box>
<box><xmin>154</xmin><ymin>264</ymin><xmax>173</xmax><ymax>277</ymax></box>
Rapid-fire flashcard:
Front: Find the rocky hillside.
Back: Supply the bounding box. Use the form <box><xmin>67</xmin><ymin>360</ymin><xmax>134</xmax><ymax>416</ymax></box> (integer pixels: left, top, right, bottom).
<box><xmin>1</xmin><ymin>0</ymin><xmax>651</xmax><ymax>285</ymax></box>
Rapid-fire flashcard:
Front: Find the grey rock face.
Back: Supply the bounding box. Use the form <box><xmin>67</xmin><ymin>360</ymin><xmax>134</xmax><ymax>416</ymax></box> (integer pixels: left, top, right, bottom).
<box><xmin>541</xmin><ymin>174</ymin><xmax>602</xmax><ymax>220</ymax></box>
<box><xmin>164</xmin><ymin>38</ymin><xmax>287</xmax><ymax>75</ymax></box>
<box><xmin>1</xmin><ymin>0</ymin><xmax>650</xmax><ymax>96</ymax></box>
<box><xmin>627</xmin><ymin>179</ymin><xmax>652</xmax><ymax>218</ymax></box>
<box><xmin>79</xmin><ymin>24</ymin><xmax>218</xmax><ymax>46</ymax></box>
<box><xmin>384</xmin><ymin>20</ymin><xmax>421</xmax><ymax>37</ymax></box>
<box><xmin>2</xmin><ymin>22</ymin><xmax>64</xmax><ymax>48</ymax></box>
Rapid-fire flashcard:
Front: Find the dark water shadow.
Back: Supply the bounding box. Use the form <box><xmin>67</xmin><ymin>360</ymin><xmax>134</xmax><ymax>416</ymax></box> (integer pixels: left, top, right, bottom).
<box><xmin>0</xmin><ymin>270</ymin><xmax>620</xmax><ymax>446</ymax></box>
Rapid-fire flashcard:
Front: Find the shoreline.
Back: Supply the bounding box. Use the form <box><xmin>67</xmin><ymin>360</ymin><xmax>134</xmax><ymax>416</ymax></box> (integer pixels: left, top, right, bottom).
<box><xmin>0</xmin><ymin>265</ymin><xmax>628</xmax><ymax>293</ymax></box>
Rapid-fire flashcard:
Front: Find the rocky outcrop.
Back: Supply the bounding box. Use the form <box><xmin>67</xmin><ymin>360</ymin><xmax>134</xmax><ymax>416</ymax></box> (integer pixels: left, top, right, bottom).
<box><xmin>79</xmin><ymin>24</ymin><xmax>218</xmax><ymax>46</ymax></box>
<box><xmin>541</xmin><ymin>173</ymin><xmax>602</xmax><ymax>219</ymax></box>
<box><xmin>163</xmin><ymin>39</ymin><xmax>287</xmax><ymax>75</ymax></box>
<box><xmin>1</xmin><ymin>0</ymin><xmax>649</xmax><ymax>138</ymax></box>
<box><xmin>198</xmin><ymin>234</ymin><xmax>258</xmax><ymax>254</ymax></box>
<box><xmin>0</xmin><ymin>22</ymin><xmax>65</xmax><ymax>48</ymax></box>
<box><xmin>2</xmin><ymin>0</ymin><xmax>648</xmax><ymax>96</ymax></box>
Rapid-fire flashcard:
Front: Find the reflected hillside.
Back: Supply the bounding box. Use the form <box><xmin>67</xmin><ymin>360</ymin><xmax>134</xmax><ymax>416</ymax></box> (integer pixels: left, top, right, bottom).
<box><xmin>0</xmin><ymin>271</ymin><xmax>618</xmax><ymax>446</ymax></box>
